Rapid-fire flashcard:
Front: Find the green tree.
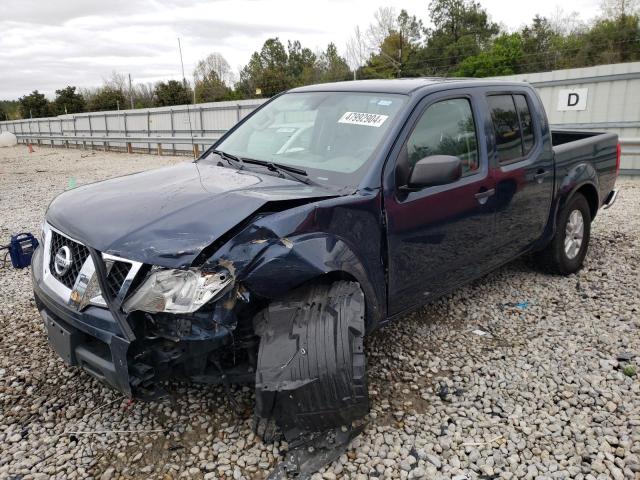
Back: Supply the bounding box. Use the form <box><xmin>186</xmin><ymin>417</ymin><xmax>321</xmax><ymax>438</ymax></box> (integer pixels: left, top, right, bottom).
<box><xmin>153</xmin><ymin>80</ymin><xmax>192</xmax><ymax>107</ymax></box>
<box><xmin>194</xmin><ymin>53</ymin><xmax>234</xmax><ymax>102</ymax></box>
<box><xmin>87</xmin><ymin>86</ymin><xmax>127</xmax><ymax>111</ymax></box>
<box><xmin>455</xmin><ymin>33</ymin><xmax>524</xmax><ymax>76</ymax></box>
<box><xmin>0</xmin><ymin>100</ymin><xmax>20</xmax><ymax>120</ymax></box>
<box><xmin>133</xmin><ymin>83</ymin><xmax>156</xmax><ymax>108</ymax></box>
<box><xmin>237</xmin><ymin>38</ymin><xmax>293</xmax><ymax>97</ymax></box>
<box><xmin>518</xmin><ymin>16</ymin><xmax>563</xmax><ymax>72</ymax></box>
<box><xmin>52</xmin><ymin>86</ymin><xmax>85</xmax><ymax>115</ymax></box>
<box><xmin>287</xmin><ymin>40</ymin><xmax>319</xmax><ymax>85</ymax></box>
<box><xmin>579</xmin><ymin>14</ymin><xmax>640</xmax><ymax>65</ymax></box>
<box><xmin>195</xmin><ymin>74</ymin><xmax>231</xmax><ymax>102</ymax></box>
<box><xmin>318</xmin><ymin>43</ymin><xmax>352</xmax><ymax>82</ymax></box>
<box><xmin>361</xmin><ymin>9</ymin><xmax>423</xmax><ymax>78</ymax></box>
<box><xmin>422</xmin><ymin>0</ymin><xmax>500</xmax><ymax>74</ymax></box>
<box><xmin>18</xmin><ymin>90</ymin><xmax>50</xmax><ymax>118</ymax></box>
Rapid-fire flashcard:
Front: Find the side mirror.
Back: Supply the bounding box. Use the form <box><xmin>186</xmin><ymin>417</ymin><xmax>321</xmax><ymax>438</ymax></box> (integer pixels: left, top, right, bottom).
<box><xmin>407</xmin><ymin>155</ymin><xmax>462</xmax><ymax>189</ymax></box>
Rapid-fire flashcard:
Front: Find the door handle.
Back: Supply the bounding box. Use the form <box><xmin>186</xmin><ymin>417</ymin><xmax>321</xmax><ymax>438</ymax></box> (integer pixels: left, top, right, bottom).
<box><xmin>474</xmin><ymin>188</ymin><xmax>495</xmax><ymax>205</ymax></box>
<box><xmin>534</xmin><ymin>170</ymin><xmax>549</xmax><ymax>183</ymax></box>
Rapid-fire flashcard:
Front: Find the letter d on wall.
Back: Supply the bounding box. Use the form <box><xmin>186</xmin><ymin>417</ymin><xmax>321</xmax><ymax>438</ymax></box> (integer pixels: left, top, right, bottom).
<box><xmin>557</xmin><ymin>88</ymin><xmax>588</xmax><ymax>111</ymax></box>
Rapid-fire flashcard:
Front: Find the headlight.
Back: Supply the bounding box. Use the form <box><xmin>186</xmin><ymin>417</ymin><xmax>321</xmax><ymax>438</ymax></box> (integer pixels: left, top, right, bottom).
<box><xmin>122</xmin><ymin>267</ymin><xmax>233</xmax><ymax>314</ymax></box>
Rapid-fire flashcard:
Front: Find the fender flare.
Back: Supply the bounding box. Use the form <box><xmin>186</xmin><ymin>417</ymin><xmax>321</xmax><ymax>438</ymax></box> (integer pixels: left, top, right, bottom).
<box><xmin>536</xmin><ymin>163</ymin><xmax>599</xmax><ymax>250</ymax></box>
<box><xmin>556</xmin><ymin>162</ymin><xmax>599</xmax><ymax>215</ymax></box>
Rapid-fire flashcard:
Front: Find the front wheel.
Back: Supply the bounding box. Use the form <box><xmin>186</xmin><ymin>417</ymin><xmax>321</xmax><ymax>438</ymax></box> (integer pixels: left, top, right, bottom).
<box><xmin>534</xmin><ymin>193</ymin><xmax>591</xmax><ymax>275</ymax></box>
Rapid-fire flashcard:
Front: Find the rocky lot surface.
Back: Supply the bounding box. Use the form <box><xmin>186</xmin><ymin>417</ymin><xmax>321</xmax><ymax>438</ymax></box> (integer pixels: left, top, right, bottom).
<box><xmin>0</xmin><ymin>145</ymin><xmax>638</xmax><ymax>480</ymax></box>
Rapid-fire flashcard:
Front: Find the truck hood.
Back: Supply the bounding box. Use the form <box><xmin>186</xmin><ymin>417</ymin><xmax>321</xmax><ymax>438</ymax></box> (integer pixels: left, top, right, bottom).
<box><xmin>46</xmin><ymin>161</ymin><xmax>336</xmax><ymax>268</ymax></box>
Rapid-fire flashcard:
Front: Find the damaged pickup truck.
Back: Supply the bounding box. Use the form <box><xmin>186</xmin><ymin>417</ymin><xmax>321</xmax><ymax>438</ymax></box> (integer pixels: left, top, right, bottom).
<box><xmin>32</xmin><ymin>78</ymin><xmax>619</xmax><ymax>475</ymax></box>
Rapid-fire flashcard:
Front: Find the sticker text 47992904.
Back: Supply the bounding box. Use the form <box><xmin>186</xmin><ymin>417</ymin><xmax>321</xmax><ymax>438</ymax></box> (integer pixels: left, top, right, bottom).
<box><xmin>338</xmin><ymin>111</ymin><xmax>389</xmax><ymax>128</ymax></box>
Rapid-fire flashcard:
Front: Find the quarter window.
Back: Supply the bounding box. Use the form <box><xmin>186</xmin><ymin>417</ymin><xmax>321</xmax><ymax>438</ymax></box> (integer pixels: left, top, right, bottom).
<box><xmin>406</xmin><ymin>98</ymin><xmax>479</xmax><ymax>176</ymax></box>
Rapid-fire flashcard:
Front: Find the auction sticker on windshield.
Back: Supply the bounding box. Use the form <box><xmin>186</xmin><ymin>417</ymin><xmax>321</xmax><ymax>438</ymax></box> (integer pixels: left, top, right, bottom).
<box><xmin>338</xmin><ymin>111</ymin><xmax>389</xmax><ymax>127</ymax></box>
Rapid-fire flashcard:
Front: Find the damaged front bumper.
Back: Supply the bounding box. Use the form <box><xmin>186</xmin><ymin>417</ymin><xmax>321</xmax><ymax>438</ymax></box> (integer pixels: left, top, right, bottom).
<box><xmin>31</xmin><ymin>230</ymin><xmax>250</xmax><ymax>399</ymax></box>
<box><xmin>33</xmin><ymin>280</ymin><xmax>134</xmax><ymax>395</ymax></box>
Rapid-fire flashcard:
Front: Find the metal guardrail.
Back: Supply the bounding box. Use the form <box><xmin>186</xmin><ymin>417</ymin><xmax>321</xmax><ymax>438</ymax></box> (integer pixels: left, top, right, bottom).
<box><xmin>12</xmin><ymin>133</ymin><xmax>222</xmax><ymax>156</ymax></box>
<box><xmin>9</xmin><ymin>132</ymin><xmax>640</xmax><ymax>165</ymax></box>
<box><xmin>14</xmin><ymin>134</ymin><xmax>221</xmax><ymax>143</ymax></box>
<box><xmin>0</xmin><ymin>99</ymin><xmax>267</xmax><ymax>156</ymax></box>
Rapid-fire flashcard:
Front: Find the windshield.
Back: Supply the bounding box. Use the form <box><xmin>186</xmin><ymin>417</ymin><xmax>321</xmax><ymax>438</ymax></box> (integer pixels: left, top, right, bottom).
<box><xmin>211</xmin><ymin>91</ymin><xmax>408</xmax><ymax>190</ymax></box>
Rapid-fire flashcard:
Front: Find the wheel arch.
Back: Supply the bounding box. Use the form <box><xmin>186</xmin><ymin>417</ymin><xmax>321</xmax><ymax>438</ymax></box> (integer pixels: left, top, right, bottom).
<box><xmin>240</xmin><ymin>235</ymin><xmax>384</xmax><ymax>332</ymax></box>
<box><xmin>556</xmin><ymin>159</ymin><xmax>600</xmax><ymax>220</ymax></box>
<box><xmin>535</xmin><ymin>177</ymin><xmax>599</xmax><ymax>252</ymax></box>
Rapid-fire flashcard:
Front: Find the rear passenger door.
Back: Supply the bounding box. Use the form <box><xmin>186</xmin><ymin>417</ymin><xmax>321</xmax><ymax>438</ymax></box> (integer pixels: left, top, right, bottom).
<box><xmin>486</xmin><ymin>91</ymin><xmax>554</xmax><ymax>263</ymax></box>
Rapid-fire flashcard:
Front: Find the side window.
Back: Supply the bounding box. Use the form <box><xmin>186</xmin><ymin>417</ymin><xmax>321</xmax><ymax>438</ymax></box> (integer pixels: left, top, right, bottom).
<box><xmin>514</xmin><ymin>94</ymin><xmax>534</xmax><ymax>155</ymax></box>
<box><xmin>487</xmin><ymin>95</ymin><xmax>522</xmax><ymax>163</ymax></box>
<box><xmin>406</xmin><ymin>98</ymin><xmax>479</xmax><ymax>176</ymax></box>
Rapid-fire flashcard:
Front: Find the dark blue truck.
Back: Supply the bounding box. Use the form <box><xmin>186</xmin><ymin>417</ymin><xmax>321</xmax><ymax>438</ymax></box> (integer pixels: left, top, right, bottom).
<box><xmin>32</xmin><ymin>78</ymin><xmax>619</xmax><ymax>473</ymax></box>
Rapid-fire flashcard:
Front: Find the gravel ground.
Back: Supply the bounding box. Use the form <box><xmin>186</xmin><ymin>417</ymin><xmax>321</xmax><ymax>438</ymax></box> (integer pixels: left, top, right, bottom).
<box><xmin>0</xmin><ymin>145</ymin><xmax>639</xmax><ymax>480</ymax></box>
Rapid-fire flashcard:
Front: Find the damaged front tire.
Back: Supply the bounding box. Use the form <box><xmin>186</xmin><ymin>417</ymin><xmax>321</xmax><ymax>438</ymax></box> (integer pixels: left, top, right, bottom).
<box><xmin>252</xmin><ymin>281</ymin><xmax>368</xmax><ymax>443</ymax></box>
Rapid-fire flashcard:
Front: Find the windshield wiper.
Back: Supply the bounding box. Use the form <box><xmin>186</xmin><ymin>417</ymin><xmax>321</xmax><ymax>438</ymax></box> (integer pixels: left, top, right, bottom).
<box><xmin>242</xmin><ymin>158</ymin><xmax>315</xmax><ymax>186</ymax></box>
<box><xmin>210</xmin><ymin>150</ymin><xmax>316</xmax><ymax>186</ymax></box>
<box><xmin>210</xmin><ymin>149</ymin><xmax>245</xmax><ymax>170</ymax></box>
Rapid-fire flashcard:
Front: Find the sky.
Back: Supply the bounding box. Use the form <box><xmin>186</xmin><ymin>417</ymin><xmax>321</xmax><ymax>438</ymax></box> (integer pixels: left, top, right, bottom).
<box><xmin>1</xmin><ymin>0</ymin><xmax>603</xmax><ymax>100</ymax></box>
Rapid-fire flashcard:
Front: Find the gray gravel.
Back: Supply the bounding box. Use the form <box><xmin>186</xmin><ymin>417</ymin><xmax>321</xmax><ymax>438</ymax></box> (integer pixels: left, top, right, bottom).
<box><xmin>1</xmin><ymin>145</ymin><xmax>639</xmax><ymax>480</ymax></box>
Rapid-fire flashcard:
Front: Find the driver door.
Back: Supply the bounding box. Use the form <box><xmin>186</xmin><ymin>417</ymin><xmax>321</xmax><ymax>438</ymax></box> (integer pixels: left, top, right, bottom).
<box><xmin>383</xmin><ymin>90</ymin><xmax>497</xmax><ymax>315</ymax></box>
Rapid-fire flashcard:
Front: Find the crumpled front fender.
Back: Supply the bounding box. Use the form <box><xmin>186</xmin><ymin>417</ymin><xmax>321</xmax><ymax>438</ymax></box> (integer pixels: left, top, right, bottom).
<box><xmin>202</xmin><ymin>195</ymin><xmax>385</xmax><ymax>330</ymax></box>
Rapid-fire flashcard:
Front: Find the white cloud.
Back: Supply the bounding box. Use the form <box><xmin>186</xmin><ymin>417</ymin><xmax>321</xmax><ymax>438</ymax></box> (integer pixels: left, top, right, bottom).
<box><xmin>0</xmin><ymin>0</ymin><xmax>602</xmax><ymax>100</ymax></box>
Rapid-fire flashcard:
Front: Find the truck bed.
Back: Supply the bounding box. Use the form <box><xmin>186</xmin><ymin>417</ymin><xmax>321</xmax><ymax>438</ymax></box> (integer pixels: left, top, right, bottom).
<box><xmin>551</xmin><ymin>130</ymin><xmax>605</xmax><ymax>147</ymax></box>
<box><xmin>551</xmin><ymin>129</ymin><xmax>617</xmax><ymax>158</ymax></box>
<box><xmin>551</xmin><ymin>129</ymin><xmax>618</xmax><ymax>210</ymax></box>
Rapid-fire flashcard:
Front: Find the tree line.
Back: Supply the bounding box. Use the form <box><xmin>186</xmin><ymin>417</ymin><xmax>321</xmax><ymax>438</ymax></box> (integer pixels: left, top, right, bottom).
<box><xmin>2</xmin><ymin>0</ymin><xmax>638</xmax><ymax>121</ymax></box>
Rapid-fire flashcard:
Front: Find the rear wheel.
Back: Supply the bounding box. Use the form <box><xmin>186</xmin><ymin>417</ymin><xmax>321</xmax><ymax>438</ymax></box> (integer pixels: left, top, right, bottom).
<box><xmin>252</xmin><ymin>281</ymin><xmax>368</xmax><ymax>443</ymax></box>
<box><xmin>534</xmin><ymin>193</ymin><xmax>591</xmax><ymax>274</ymax></box>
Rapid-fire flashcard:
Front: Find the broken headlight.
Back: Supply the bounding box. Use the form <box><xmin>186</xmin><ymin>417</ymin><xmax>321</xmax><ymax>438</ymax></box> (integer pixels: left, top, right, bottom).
<box><xmin>122</xmin><ymin>267</ymin><xmax>233</xmax><ymax>314</ymax></box>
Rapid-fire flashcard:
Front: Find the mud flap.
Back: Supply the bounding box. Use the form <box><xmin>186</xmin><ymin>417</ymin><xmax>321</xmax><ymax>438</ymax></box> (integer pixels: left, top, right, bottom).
<box><xmin>253</xmin><ymin>281</ymin><xmax>368</xmax><ymax>477</ymax></box>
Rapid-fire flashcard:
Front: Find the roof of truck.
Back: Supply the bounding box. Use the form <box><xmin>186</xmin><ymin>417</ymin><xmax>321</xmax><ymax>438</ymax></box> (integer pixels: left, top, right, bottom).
<box><xmin>289</xmin><ymin>78</ymin><xmax>529</xmax><ymax>95</ymax></box>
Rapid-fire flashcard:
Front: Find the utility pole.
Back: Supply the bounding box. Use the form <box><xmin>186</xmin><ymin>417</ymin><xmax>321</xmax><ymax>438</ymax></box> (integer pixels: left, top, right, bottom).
<box><xmin>128</xmin><ymin>73</ymin><xmax>134</xmax><ymax>109</ymax></box>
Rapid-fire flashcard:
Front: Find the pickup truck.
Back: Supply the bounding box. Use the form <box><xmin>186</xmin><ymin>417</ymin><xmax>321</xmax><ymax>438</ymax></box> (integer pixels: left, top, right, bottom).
<box><xmin>31</xmin><ymin>78</ymin><xmax>619</xmax><ymax>471</ymax></box>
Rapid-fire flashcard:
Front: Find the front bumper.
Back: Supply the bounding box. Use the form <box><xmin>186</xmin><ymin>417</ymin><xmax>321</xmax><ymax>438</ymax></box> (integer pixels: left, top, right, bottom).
<box><xmin>32</xmin><ymin>238</ymin><xmax>242</xmax><ymax>398</ymax></box>
<box><xmin>32</xmin><ymin>243</ymin><xmax>133</xmax><ymax>395</ymax></box>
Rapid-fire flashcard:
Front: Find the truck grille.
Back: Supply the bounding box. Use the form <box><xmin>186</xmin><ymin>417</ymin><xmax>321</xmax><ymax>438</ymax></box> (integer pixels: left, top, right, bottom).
<box><xmin>43</xmin><ymin>224</ymin><xmax>144</xmax><ymax>311</ymax></box>
<box><xmin>106</xmin><ymin>261</ymin><xmax>132</xmax><ymax>299</ymax></box>
<box><xmin>49</xmin><ymin>231</ymin><xmax>90</xmax><ymax>289</ymax></box>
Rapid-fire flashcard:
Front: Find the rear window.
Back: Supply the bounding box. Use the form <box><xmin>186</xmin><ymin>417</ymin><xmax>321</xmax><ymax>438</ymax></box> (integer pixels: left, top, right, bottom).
<box><xmin>488</xmin><ymin>95</ymin><xmax>522</xmax><ymax>163</ymax></box>
<box><xmin>488</xmin><ymin>93</ymin><xmax>536</xmax><ymax>163</ymax></box>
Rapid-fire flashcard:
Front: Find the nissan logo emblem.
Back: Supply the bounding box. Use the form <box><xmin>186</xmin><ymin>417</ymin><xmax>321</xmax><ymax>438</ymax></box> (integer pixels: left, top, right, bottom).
<box><xmin>54</xmin><ymin>246</ymin><xmax>73</xmax><ymax>276</ymax></box>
